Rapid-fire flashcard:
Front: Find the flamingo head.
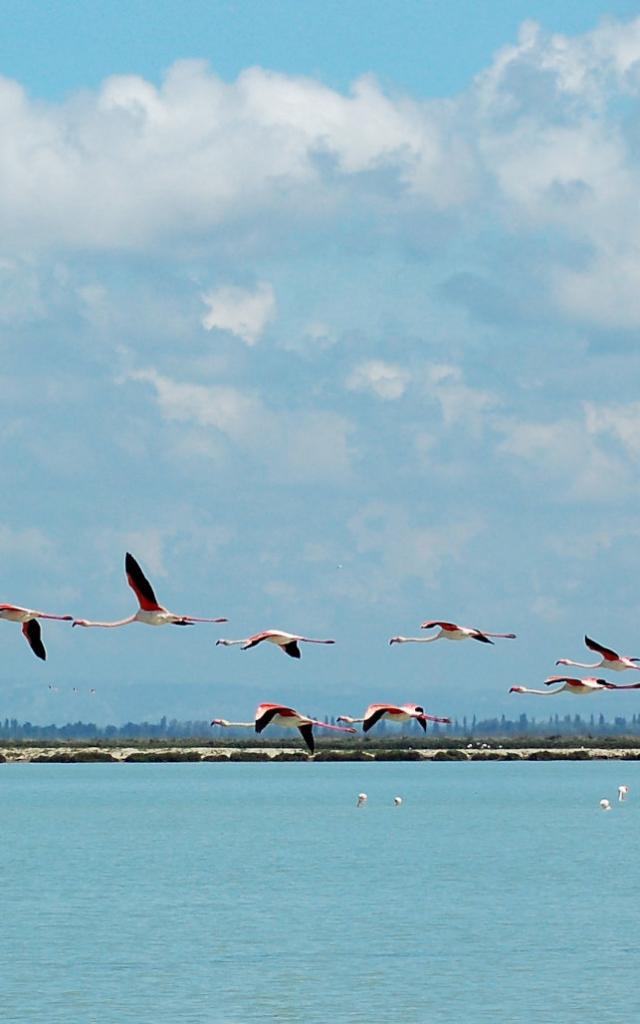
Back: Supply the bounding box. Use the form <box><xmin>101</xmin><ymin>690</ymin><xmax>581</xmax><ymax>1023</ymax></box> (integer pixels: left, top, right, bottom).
<box><xmin>72</xmin><ymin>619</ymin><xmax>89</xmax><ymax>628</ymax></box>
<box><xmin>389</xmin><ymin>637</ymin><xmax>401</xmax><ymax>645</ymax></box>
<box><xmin>210</xmin><ymin>718</ymin><xmax>229</xmax><ymax>727</ymax></box>
<box><xmin>509</xmin><ymin>686</ymin><xmax>525</xmax><ymax>693</ymax></box>
<box><xmin>555</xmin><ymin>659</ymin><xmax>569</xmax><ymax>665</ymax></box>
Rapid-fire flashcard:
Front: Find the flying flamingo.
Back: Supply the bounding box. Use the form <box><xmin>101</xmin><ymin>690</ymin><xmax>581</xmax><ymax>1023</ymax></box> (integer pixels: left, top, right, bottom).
<box><xmin>210</xmin><ymin>703</ymin><xmax>356</xmax><ymax>753</ymax></box>
<box><xmin>72</xmin><ymin>553</ymin><xmax>227</xmax><ymax>630</ymax></box>
<box><xmin>556</xmin><ymin>635</ymin><xmax>640</xmax><ymax>672</ymax></box>
<box><xmin>510</xmin><ymin>675</ymin><xmax>640</xmax><ymax>697</ymax></box>
<box><xmin>0</xmin><ymin>604</ymin><xmax>73</xmax><ymax>660</ymax></box>
<box><xmin>337</xmin><ymin>703</ymin><xmax>451</xmax><ymax>732</ymax></box>
<box><xmin>390</xmin><ymin>621</ymin><xmax>516</xmax><ymax>645</ymax></box>
<box><xmin>216</xmin><ymin>630</ymin><xmax>335</xmax><ymax>659</ymax></box>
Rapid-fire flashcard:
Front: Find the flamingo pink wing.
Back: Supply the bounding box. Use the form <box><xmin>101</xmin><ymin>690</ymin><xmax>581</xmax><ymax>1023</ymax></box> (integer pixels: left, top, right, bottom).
<box><xmin>584</xmin><ymin>635</ymin><xmax>619</xmax><ymax>661</ymax></box>
<box><xmin>22</xmin><ymin>620</ymin><xmax>46</xmax><ymax>661</ymax></box>
<box><xmin>125</xmin><ymin>553</ymin><xmax>162</xmax><ymax>612</ymax></box>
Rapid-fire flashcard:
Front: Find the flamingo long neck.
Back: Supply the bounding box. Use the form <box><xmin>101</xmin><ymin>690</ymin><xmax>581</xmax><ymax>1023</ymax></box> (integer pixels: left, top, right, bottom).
<box><xmin>517</xmin><ymin>687</ymin><xmax>561</xmax><ymax>696</ymax></box>
<box><xmin>73</xmin><ymin>615</ymin><xmax>137</xmax><ymax>628</ymax></box>
<box><xmin>606</xmin><ymin>682</ymin><xmax>640</xmax><ymax>690</ymax></box>
<box><xmin>395</xmin><ymin>636</ymin><xmax>439</xmax><ymax>644</ymax></box>
<box><xmin>557</xmin><ymin>659</ymin><xmax>599</xmax><ymax>669</ymax></box>
<box><xmin>336</xmin><ymin>715</ymin><xmax>364</xmax><ymax>724</ymax></box>
<box><xmin>217</xmin><ymin>639</ymin><xmax>246</xmax><ymax>646</ymax></box>
<box><xmin>424</xmin><ymin>714</ymin><xmax>451</xmax><ymax>723</ymax></box>
<box><xmin>214</xmin><ymin>721</ymin><xmax>254</xmax><ymax>729</ymax></box>
<box><xmin>182</xmin><ymin>616</ymin><xmax>228</xmax><ymax>623</ymax></box>
<box><xmin>308</xmin><ymin>720</ymin><xmax>356</xmax><ymax>734</ymax></box>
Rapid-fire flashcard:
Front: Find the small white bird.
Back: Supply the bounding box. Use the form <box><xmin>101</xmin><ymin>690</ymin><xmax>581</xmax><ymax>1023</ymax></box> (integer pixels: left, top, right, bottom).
<box><xmin>393</xmin><ymin>796</ymin><xmax>403</xmax><ymax>807</ymax></box>
<box><xmin>356</xmin><ymin>793</ymin><xmax>368</xmax><ymax>807</ymax></box>
<box><xmin>618</xmin><ymin>785</ymin><xmax>629</xmax><ymax>802</ymax></box>
<box><xmin>600</xmin><ymin>799</ymin><xmax>612</xmax><ymax>811</ymax></box>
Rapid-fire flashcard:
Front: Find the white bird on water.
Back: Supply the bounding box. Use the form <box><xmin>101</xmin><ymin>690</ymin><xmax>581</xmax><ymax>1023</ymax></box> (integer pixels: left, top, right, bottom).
<box><xmin>393</xmin><ymin>796</ymin><xmax>403</xmax><ymax>807</ymax></box>
<box><xmin>600</xmin><ymin>799</ymin><xmax>612</xmax><ymax>811</ymax></box>
<box><xmin>618</xmin><ymin>785</ymin><xmax>629</xmax><ymax>802</ymax></box>
<box><xmin>356</xmin><ymin>793</ymin><xmax>368</xmax><ymax>807</ymax></box>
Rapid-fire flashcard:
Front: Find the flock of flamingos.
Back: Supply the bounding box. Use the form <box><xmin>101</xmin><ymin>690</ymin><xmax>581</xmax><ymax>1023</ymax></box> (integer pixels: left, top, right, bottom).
<box><xmin>3</xmin><ymin>552</ymin><xmax>640</xmax><ymax>754</ymax></box>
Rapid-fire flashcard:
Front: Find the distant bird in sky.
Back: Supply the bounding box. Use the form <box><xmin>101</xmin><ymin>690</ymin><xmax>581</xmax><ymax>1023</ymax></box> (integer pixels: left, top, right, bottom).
<box><xmin>0</xmin><ymin>604</ymin><xmax>73</xmax><ymax>660</ymax></box>
<box><xmin>337</xmin><ymin>703</ymin><xmax>451</xmax><ymax>732</ymax></box>
<box><xmin>72</xmin><ymin>553</ymin><xmax>227</xmax><ymax>630</ymax></box>
<box><xmin>216</xmin><ymin>630</ymin><xmax>335</xmax><ymax>659</ymax></box>
<box><xmin>618</xmin><ymin>785</ymin><xmax>629</xmax><ymax>802</ymax></box>
<box><xmin>510</xmin><ymin>676</ymin><xmax>640</xmax><ymax>697</ymax></box>
<box><xmin>390</xmin><ymin>621</ymin><xmax>516</xmax><ymax>645</ymax></box>
<box><xmin>556</xmin><ymin>635</ymin><xmax>640</xmax><ymax>672</ymax></box>
<box><xmin>210</xmin><ymin>703</ymin><xmax>356</xmax><ymax>753</ymax></box>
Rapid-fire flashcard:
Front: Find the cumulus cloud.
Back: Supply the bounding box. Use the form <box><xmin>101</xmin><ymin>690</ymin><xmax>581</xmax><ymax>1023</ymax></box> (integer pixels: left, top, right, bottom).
<box><xmin>201</xmin><ymin>281</ymin><xmax>276</xmax><ymax>345</ymax></box>
<box><xmin>1</xmin><ymin>18</ymin><xmax>640</xmax><ymax>332</ymax></box>
<box><xmin>345</xmin><ymin>359</ymin><xmax>410</xmax><ymax>399</ymax></box>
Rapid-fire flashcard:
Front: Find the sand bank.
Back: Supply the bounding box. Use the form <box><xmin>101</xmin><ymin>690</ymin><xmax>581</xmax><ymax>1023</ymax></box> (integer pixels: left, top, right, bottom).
<box><xmin>0</xmin><ymin>745</ymin><xmax>639</xmax><ymax>763</ymax></box>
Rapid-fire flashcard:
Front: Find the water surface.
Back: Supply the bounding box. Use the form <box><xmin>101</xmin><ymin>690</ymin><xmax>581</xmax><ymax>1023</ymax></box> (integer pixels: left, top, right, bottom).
<box><xmin>2</xmin><ymin>761</ymin><xmax>637</xmax><ymax>1023</ymax></box>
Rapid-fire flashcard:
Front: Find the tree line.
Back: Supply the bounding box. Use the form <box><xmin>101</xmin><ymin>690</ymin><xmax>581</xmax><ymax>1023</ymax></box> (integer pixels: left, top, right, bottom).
<box><xmin>1</xmin><ymin>711</ymin><xmax>640</xmax><ymax>741</ymax></box>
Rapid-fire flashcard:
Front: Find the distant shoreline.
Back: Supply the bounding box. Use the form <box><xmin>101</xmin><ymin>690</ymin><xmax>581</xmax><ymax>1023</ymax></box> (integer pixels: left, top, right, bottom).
<box><xmin>1</xmin><ymin>745</ymin><xmax>639</xmax><ymax>763</ymax></box>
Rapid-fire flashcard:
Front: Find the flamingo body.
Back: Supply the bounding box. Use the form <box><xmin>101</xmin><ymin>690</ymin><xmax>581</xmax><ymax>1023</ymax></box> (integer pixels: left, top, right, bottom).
<box><xmin>211</xmin><ymin>702</ymin><xmax>355</xmax><ymax>753</ymax></box>
<box><xmin>216</xmin><ymin>630</ymin><xmax>335</xmax><ymax>659</ymax></box>
<box><xmin>337</xmin><ymin>702</ymin><xmax>451</xmax><ymax>733</ymax></box>
<box><xmin>556</xmin><ymin>635</ymin><xmax>640</xmax><ymax>672</ymax></box>
<box><xmin>72</xmin><ymin>553</ymin><xmax>227</xmax><ymax>629</ymax></box>
<box><xmin>393</xmin><ymin>621</ymin><xmax>517</xmax><ymax>645</ymax></box>
<box><xmin>0</xmin><ymin>604</ymin><xmax>72</xmax><ymax>660</ymax></box>
<box><xmin>510</xmin><ymin>676</ymin><xmax>640</xmax><ymax>697</ymax></box>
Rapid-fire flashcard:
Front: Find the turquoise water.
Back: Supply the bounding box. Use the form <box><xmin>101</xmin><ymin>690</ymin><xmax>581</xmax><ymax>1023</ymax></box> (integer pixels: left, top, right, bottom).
<box><xmin>2</xmin><ymin>761</ymin><xmax>638</xmax><ymax>1024</ymax></box>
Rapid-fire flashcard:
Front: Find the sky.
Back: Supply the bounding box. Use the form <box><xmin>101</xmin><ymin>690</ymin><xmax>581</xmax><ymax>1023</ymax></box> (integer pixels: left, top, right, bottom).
<box><xmin>2</xmin><ymin>0</ymin><xmax>640</xmax><ymax>729</ymax></box>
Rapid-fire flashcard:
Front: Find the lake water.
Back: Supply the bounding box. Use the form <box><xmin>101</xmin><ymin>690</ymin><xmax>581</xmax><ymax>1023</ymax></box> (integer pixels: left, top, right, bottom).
<box><xmin>2</xmin><ymin>760</ymin><xmax>638</xmax><ymax>1024</ymax></box>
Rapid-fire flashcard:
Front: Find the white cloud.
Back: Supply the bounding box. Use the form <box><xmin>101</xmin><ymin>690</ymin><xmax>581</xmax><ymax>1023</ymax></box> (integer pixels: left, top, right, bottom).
<box><xmin>201</xmin><ymin>281</ymin><xmax>276</xmax><ymax>345</ymax></box>
<box><xmin>2</xmin><ymin>20</ymin><xmax>640</xmax><ymax>329</ymax></box>
<box><xmin>128</xmin><ymin>368</ymin><xmax>353</xmax><ymax>481</ymax></box>
<box><xmin>423</xmin><ymin>363</ymin><xmax>497</xmax><ymax>432</ymax></box>
<box><xmin>346</xmin><ymin>359</ymin><xmax>410</xmax><ymax>400</ymax></box>
<box><xmin>347</xmin><ymin>500</ymin><xmax>485</xmax><ymax>591</ymax></box>
<box><xmin>497</xmin><ymin>411</ymin><xmax>632</xmax><ymax>499</ymax></box>
<box><xmin>584</xmin><ymin>400</ymin><xmax>640</xmax><ymax>456</ymax></box>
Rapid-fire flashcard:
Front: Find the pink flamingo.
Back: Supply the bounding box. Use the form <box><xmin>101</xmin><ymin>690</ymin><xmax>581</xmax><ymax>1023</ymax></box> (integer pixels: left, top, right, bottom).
<box><xmin>337</xmin><ymin>703</ymin><xmax>451</xmax><ymax>732</ymax></box>
<box><xmin>0</xmin><ymin>604</ymin><xmax>73</xmax><ymax>660</ymax></box>
<box><xmin>216</xmin><ymin>630</ymin><xmax>335</xmax><ymax>659</ymax></box>
<box><xmin>390</xmin><ymin>621</ymin><xmax>516</xmax><ymax>645</ymax></box>
<box><xmin>510</xmin><ymin>675</ymin><xmax>640</xmax><ymax>697</ymax></box>
<box><xmin>72</xmin><ymin>553</ymin><xmax>227</xmax><ymax>629</ymax></box>
<box><xmin>556</xmin><ymin>635</ymin><xmax>640</xmax><ymax>672</ymax></box>
<box><xmin>210</xmin><ymin>703</ymin><xmax>356</xmax><ymax>753</ymax></box>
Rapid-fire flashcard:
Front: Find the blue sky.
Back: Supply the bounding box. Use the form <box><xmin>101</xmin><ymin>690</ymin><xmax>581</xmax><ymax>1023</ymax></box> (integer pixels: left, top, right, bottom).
<box><xmin>2</xmin><ymin>1</ymin><xmax>640</xmax><ymax>729</ymax></box>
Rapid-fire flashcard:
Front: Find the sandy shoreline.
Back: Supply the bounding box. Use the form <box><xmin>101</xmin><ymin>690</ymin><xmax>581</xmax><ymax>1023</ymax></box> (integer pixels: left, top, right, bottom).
<box><xmin>1</xmin><ymin>745</ymin><xmax>639</xmax><ymax>763</ymax></box>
